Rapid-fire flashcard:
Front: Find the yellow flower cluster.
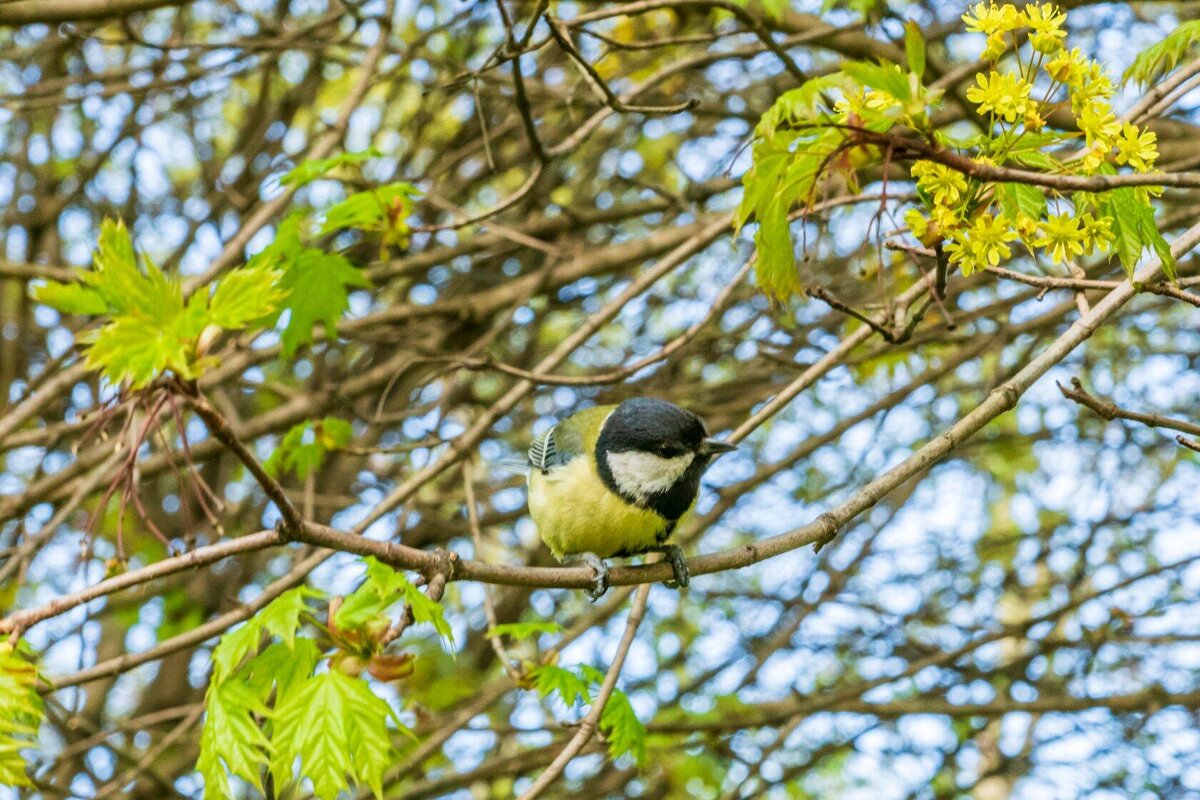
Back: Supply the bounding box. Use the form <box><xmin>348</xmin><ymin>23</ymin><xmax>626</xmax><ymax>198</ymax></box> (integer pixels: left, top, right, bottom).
<box><xmin>907</xmin><ymin>161</ymin><xmax>967</xmax><ymax>246</ymax></box>
<box><xmin>965</xmin><ymin>71</ymin><xmax>1033</xmax><ymax>124</ymax></box>
<box><xmin>964</xmin><ymin>1</ymin><xmax>1066</xmax><ymax>57</ymax></box>
<box><xmin>962</xmin><ymin>3</ymin><xmax>1157</xmax><ymax>175</ymax></box>
<box><xmin>1032</xmin><ymin>212</ymin><xmax>1113</xmax><ymax>264</ymax></box>
<box><xmin>963</xmin><ymin>1</ymin><xmax>1024</xmax><ymax>60</ymax></box>
<box><xmin>946</xmin><ymin>213</ymin><xmax>1018</xmax><ymax>275</ymax></box>
<box><xmin>899</xmin><ymin>2</ymin><xmax>1158</xmax><ymax>276</ymax></box>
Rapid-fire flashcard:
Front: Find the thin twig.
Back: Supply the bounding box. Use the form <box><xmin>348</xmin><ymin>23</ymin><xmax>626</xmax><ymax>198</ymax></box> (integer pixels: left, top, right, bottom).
<box><xmin>517</xmin><ymin>583</ymin><xmax>651</xmax><ymax>800</ymax></box>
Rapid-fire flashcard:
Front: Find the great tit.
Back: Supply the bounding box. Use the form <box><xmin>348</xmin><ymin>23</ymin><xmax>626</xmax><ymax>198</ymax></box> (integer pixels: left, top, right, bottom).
<box><xmin>526</xmin><ymin>397</ymin><xmax>736</xmax><ymax>599</ymax></box>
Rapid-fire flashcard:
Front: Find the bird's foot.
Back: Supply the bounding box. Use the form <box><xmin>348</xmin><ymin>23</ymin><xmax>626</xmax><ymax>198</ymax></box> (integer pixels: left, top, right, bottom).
<box><xmin>656</xmin><ymin>544</ymin><xmax>689</xmax><ymax>590</ymax></box>
<box><xmin>578</xmin><ymin>552</ymin><xmax>610</xmax><ymax>601</ymax></box>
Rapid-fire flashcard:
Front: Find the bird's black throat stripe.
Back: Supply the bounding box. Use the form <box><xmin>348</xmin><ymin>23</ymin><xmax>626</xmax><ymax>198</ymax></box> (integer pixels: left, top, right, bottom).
<box><xmin>595</xmin><ymin>446</ymin><xmax>707</xmax><ymax>523</ymax></box>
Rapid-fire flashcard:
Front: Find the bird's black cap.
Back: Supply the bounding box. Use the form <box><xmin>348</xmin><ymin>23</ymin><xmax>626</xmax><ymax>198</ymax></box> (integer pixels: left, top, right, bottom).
<box><xmin>598</xmin><ymin>397</ymin><xmax>707</xmax><ymax>455</ymax></box>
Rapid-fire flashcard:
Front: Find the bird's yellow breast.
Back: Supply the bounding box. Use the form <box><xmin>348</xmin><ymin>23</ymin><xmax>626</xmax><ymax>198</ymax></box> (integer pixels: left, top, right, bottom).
<box><xmin>528</xmin><ymin>454</ymin><xmax>690</xmax><ymax>560</ymax></box>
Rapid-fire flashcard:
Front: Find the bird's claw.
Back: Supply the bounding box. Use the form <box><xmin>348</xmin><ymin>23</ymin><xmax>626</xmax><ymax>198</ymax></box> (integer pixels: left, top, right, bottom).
<box><xmin>579</xmin><ymin>552</ymin><xmax>610</xmax><ymax>601</ymax></box>
<box><xmin>661</xmin><ymin>544</ymin><xmax>689</xmax><ymax>590</ymax></box>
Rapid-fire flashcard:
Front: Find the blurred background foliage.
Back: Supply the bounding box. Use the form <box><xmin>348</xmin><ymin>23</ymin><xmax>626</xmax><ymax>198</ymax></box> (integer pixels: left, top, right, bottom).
<box><xmin>3</xmin><ymin>0</ymin><xmax>1200</xmax><ymax>798</ymax></box>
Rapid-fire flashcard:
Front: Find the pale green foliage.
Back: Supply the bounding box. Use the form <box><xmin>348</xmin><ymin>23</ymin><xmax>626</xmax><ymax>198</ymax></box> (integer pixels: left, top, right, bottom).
<box><xmin>199</xmin><ymin>585</ymin><xmax>410</xmax><ymax>800</ymax></box>
<box><xmin>32</xmin><ymin>153</ymin><xmax>420</xmax><ymax>386</ymax></box>
<box><xmin>0</xmin><ymin>644</ymin><xmax>44</xmax><ymax>788</ymax></box>
<box><xmin>533</xmin><ymin>663</ymin><xmax>647</xmax><ymax>764</ymax></box>
<box><xmin>210</xmin><ymin>587</ymin><xmax>324</xmax><ymax>682</ymax></box>
<box><xmin>261</xmin><ymin>152</ymin><xmax>418</xmax><ymax>357</ymax></box>
<box><xmin>1106</xmin><ymin>186</ymin><xmax>1174</xmax><ymax>277</ymax></box>
<box><xmin>198</xmin><ymin>679</ymin><xmax>275</xmax><ymax>797</ymax></box>
<box><xmin>736</xmin><ymin>58</ymin><xmax>938</xmax><ymax>297</ymax></box>
<box><xmin>336</xmin><ymin>557</ymin><xmax>454</xmax><ymax>645</ymax></box>
<box><xmin>735</xmin><ymin>73</ymin><xmax>852</xmax><ymax>299</ymax></box>
<box><xmin>1124</xmin><ymin>20</ymin><xmax>1200</xmax><ymax>87</ymax></box>
<box><xmin>904</xmin><ymin>20</ymin><xmax>925</xmax><ymax>80</ymax></box>
<box><xmin>485</xmin><ymin>620</ymin><xmax>562</xmax><ymax>640</ymax></box>
<box><xmin>533</xmin><ymin>663</ymin><xmax>591</xmax><ymax>707</ymax></box>
<box><xmin>273</xmin><ymin>670</ymin><xmax>396</xmax><ymax>800</ymax></box>
<box><xmin>598</xmin><ymin>690</ymin><xmax>646</xmax><ymax>765</ymax></box>
<box><xmin>264</xmin><ymin>416</ymin><xmax>354</xmax><ymax>480</ymax></box>
<box><xmin>31</xmin><ymin>219</ymin><xmax>284</xmax><ymax>387</ymax></box>
<box><xmin>995</xmin><ymin>182</ymin><xmax>1047</xmax><ymax>224</ymax></box>
<box><xmin>200</xmin><ymin>597</ymin><xmax>320</xmax><ymax>795</ymax></box>
<box><xmin>251</xmin><ymin>213</ymin><xmax>372</xmax><ymax>357</ymax></box>
<box><xmin>281</xmin><ymin>148</ymin><xmax>381</xmax><ymax>187</ymax></box>
<box><xmin>318</xmin><ymin>182</ymin><xmax>420</xmax><ymax>245</ymax></box>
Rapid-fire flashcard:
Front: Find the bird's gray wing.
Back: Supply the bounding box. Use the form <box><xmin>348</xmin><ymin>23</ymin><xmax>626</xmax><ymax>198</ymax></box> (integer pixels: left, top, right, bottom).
<box><xmin>528</xmin><ymin>423</ymin><xmax>585</xmax><ymax>474</ymax></box>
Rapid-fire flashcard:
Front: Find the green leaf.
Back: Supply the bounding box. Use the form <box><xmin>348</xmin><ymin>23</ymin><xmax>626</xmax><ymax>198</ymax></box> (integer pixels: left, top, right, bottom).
<box><xmin>485</xmin><ymin>621</ymin><xmax>562</xmax><ymax>640</ymax></box>
<box><xmin>82</xmin><ymin>315</ymin><xmax>187</xmax><ymax>387</ymax></box>
<box><xmin>735</xmin><ymin>145</ymin><xmax>791</xmax><ymax>234</ymax></box>
<box><xmin>265</xmin><ymin>417</ymin><xmax>355</xmax><ymax>480</ymax></box>
<box><xmin>1140</xmin><ymin>204</ymin><xmax>1177</xmax><ymax>281</ymax></box>
<box><xmin>599</xmin><ymin>689</ymin><xmax>646</xmax><ymax>765</ymax></box>
<box><xmin>208</xmin><ymin>260</ymin><xmax>286</xmax><ymax>329</ymax></box>
<box><xmin>1007</xmin><ymin>149</ymin><xmax>1060</xmax><ymax>171</ymax></box>
<box><xmin>904</xmin><ymin>21</ymin><xmax>925</xmax><ymax>80</ymax></box>
<box><xmin>995</xmin><ymin>183</ymin><xmax>1046</xmax><ymax>223</ymax></box>
<box><xmin>335</xmin><ymin>558</ymin><xmax>453</xmax><ymax>645</ymax></box>
<box><xmin>211</xmin><ymin>587</ymin><xmax>324</xmax><ymax>682</ymax></box>
<box><xmin>1124</xmin><ymin>20</ymin><xmax>1200</xmax><ymax>87</ymax></box>
<box><xmin>532</xmin><ymin>664</ymin><xmax>590</xmax><ymax>708</ymax></box>
<box><xmin>276</xmin><ymin>249</ymin><xmax>370</xmax><ymax>358</ymax></box>
<box><xmin>243</xmin><ymin>639</ymin><xmax>321</xmax><ymax>704</ymax></box>
<box><xmin>1105</xmin><ymin>188</ymin><xmax>1175</xmax><ymax>281</ymax></box>
<box><xmin>318</xmin><ymin>182</ymin><xmax>419</xmax><ymax>237</ymax></box>
<box><xmin>87</xmin><ymin>220</ymin><xmax>180</xmax><ymax>321</ymax></box>
<box><xmin>753</xmin><ymin>187</ymin><xmax>803</xmax><ymax>298</ymax></box>
<box><xmin>272</xmin><ymin>671</ymin><xmax>398</xmax><ymax>800</ymax></box>
<box><xmin>0</xmin><ymin>644</ymin><xmax>43</xmax><ymax>789</ymax></box>
<box><xmin>198</xmin><ymin>679</ymin><xmax>273</xmax><ymax>796</ymax></box>
<box><xmin>317</xmin><ymin>417</ymin><xmax>353</xmax><ymax>449</ymax></box>
<box><xmin>33</xmin><ymin>281</ymin><xmax>107</xmax><ymax>315</ymax></box>
<box><xmin>1106</xmin><ymin>190</ymin><xmax>1144</xmax><ymax>278</ymax></box>
<box><xmin>842</xmin><ymin>59</ymin><xmax>911</xmax><ymax>102</ymax></box>
<box><xmin>31</xmin><ymin>217</ymin><xmax>285</xmax><ymax>388</ymax></box>
<box><xmin>750</xmin><ymin>73</ymin><xmax>845</xmax><ymax>142</ymax></box>
<box><xmin>281</xmin><ymin>148</ymin><xmax>381</xmax><ymax>188</ymax></box>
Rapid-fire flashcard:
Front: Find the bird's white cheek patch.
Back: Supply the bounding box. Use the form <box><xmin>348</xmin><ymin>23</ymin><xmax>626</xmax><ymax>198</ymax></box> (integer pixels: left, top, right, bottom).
<box><xmin>606</xmin><ymin>451</ymin><xmax>694</xmax><ymax>499</ymax></box>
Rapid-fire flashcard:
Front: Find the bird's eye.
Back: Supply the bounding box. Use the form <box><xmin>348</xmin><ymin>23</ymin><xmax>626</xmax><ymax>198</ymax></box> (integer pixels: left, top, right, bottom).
<box><xmin>658</xmin><ymin>444</ymin><xmax>683</xmax><ymax>457</ymax></box>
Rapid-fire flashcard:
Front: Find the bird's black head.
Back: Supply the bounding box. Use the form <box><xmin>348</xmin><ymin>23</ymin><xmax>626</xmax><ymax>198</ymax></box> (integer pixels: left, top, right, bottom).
<box><xmin>595</xmin><ymin>398</ymin><xmax>735</xmax><ymax>521</ymax></box>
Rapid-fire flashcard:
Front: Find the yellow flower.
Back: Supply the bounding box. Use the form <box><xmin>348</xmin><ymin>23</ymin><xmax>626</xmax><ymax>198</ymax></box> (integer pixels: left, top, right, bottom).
<box><xmin>1046</xmin><ymin>48</ymin><xmax>1088</xmax><ymax>87</ymax></box>
<box><xmin>966</xmin><ymin>71</ymin><xmax>1034</xmax><ymax>123</ymax></box>
<box><xmin>930</xmin><ymin>203</ymin><xmax>961</xmax><ymax>232</ymax></box>
<box><xmin>912</xmin><ymin>161</ymin><xmax>968</xmax><ymax>205</ymax></box>
<box><xmin>1077</xmin><ymin>103</ymin><xmax>1120</xmax><ymax>149</ymax></box>
<box><xmin>864</xmin><ymin>89</ymin><xmax>900</xmax><ymax>112</ymax></box>
<box><xmin>1080</xmin><ymin>145</ymin><xmax>1108</xmax><ymax>173</ymax></box>
<box><xmin>963</xmin><ymin>2</ymin><xmax>1023</xmax><ymax>36</ymax></box>
<box><xmin>1070</xmin><ymin>63</ymin><xmax>1115</xmax><ymax>114</ymax></box>
<box><xmin>1025</xmin><ymin>4</ymin><xmax>1067</xmax><ymax>53</ymax></box>
<box><xmin>1023</xmin><ymin>108</ymin><xmax>1046</xmax><ymax>132</ymax></box>
<box><xmin>1013</xmin><ymin>214</ymin><xmax>1038</xmax><ymax>238</ymax></box>
<box><xmin>1136</xmin><ymin>185</ymin><xmax>1164</xmax><ymax>204</ymax></box>
<box><xmin>946</xmin><ymin>212</ymin><xmax>1017</xmax><ymax>275</ymax></box>
<box><xmin>1114</xmin><ymin>122</ymin><xmax>1158</xmax><ymax>172</ymax></box>
<box><xmin>982</xmin><ymin>32</ymin><xmax>1008</xmax><ymax>60</ymax></box>
<box><xmin>905</xmin><ymin>209</ymin><xmax>930</xmax><ymax>240</ymax></box>
<box><xmin>1079</xmin><ymin>213</ymin><xmax>1114</xmax><ymax>255</ymax></box>
<box><xmin>1034</xmin><ymin>213</ymin><xmax>1086</xmax><ymax>264</ymax></box>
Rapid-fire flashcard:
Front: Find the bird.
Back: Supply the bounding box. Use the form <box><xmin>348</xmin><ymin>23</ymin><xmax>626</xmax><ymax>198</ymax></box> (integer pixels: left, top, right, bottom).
<box><xmin>526</xmin><ymin>397</ymin><xmax>736</xmax><ymax>599</ymax></box>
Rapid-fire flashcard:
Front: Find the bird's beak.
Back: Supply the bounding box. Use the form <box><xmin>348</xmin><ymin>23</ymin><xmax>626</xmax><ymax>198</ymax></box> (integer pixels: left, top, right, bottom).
<box><xmin>699</xmin><ymin>438</ymin><xmax>737</xmax><ymax>456</ymax></box>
